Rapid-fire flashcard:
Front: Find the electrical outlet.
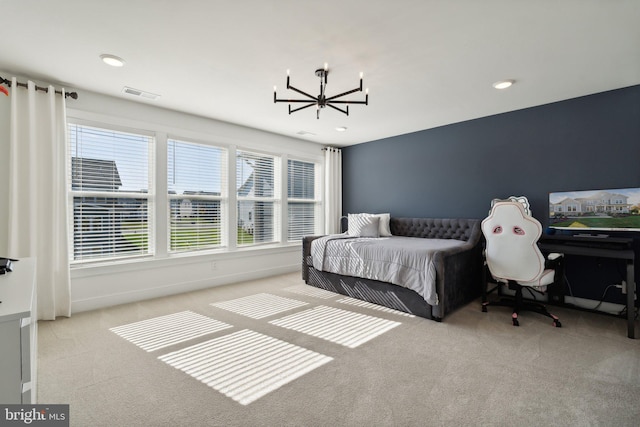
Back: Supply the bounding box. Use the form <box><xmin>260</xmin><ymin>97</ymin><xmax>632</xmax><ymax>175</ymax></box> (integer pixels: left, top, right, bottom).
<box><xmin>621</xmin><ymin>280</ymin><xmax>627</xmax><ymax>294</ymax></box>
<box><xmin>211</xmin><ymin>261</ymin><xmax>217</xmax><ymax>271</ymax></box>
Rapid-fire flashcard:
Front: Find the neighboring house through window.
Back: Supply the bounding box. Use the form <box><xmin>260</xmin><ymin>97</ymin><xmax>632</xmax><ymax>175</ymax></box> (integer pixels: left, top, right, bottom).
<box><xmin>67</xmin><ymin>120</ymin><xmax>322</xmax><ymax>264</ymax></box>
<box><xmin>68</xmin><ymin>123</ymin><xmax>153</xmax><ymax>261</ymax></box>
<box><xmin>236</xmin><ymin>150</ymin><xmax>280</xmax><ymax>245</ymax></box>
<box><xmin>168</xmin><ymin>139</ymin><xmax>227</xmax><ymax>252</ymax></box>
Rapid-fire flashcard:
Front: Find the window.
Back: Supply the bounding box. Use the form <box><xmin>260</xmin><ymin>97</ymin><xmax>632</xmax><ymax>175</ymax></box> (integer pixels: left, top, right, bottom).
<box><xmin>287</xmin><ymin>159</ymin><xmax>319</xmax><ymax>241</ymax></box>
<box><xmin>236</xmin><ymin>150</ymin><xmax>280</xmax><ymax>246</ymax></box>
<box><xmin>67</xmin><ymin>117</ymin><xmax>323</xmax><ymax>264</ymax></box>
<box><xmin>168</xmin><ymin>139</ymin><xmax>227</xmax><ymax>252</ymax></box>
<box><xmin>68</xmin><ymin>123</ymin><xmax>153</xmax><ymax>262</ymax></box>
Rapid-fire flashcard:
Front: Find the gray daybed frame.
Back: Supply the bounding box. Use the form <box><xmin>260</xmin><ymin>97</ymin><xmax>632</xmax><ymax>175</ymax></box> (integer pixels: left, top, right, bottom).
<box><xmin>302</xmin><ymin>217</ymin><xmax>483</xmax><ymax>321</ymax></box>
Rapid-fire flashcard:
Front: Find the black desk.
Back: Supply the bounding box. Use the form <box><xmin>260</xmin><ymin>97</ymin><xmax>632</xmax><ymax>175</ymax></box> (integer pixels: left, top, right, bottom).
<box><xmin>539</xmin><ymin>234</ymin><xmax>636</xmax><ymax>339</ymax></box>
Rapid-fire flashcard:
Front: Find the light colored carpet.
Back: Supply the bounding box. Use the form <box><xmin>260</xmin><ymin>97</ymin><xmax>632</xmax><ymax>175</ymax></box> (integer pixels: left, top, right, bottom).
<box><xmin>38</xmin><ymin>272</ymin><xmax>640</xmax><ymax>426</ymax></box>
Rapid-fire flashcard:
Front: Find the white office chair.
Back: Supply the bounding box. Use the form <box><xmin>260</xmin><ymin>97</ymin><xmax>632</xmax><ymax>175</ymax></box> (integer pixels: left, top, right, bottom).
<box><xmin>481</xmin><ymin>200</ymin><xmax>563</xmax><ymax>327</ymax></box>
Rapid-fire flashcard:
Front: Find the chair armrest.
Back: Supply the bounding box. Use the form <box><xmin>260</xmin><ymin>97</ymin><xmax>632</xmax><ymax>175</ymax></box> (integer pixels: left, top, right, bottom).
<box><xmin>545</xmin><ymin>252</ymin><xmax>563</xmax><ymax>270</ymax></box>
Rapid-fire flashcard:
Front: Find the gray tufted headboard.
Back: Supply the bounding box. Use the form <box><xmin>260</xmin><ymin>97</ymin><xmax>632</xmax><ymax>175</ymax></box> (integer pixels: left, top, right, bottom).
<box><xmin>390</xmin><ymin>217</ymin><xmax>481</xmax><ymax>242</ymax></box>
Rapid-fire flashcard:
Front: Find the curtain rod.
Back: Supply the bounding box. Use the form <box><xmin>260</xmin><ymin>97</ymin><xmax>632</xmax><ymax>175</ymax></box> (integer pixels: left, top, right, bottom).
<box><xmin>0</xmin><ymin>76</ymin><xmax>78</xmax><ymax>99</ymax></box>
<box><xmin>322</xmin><ymin>147</ymin><xmax>341</xmax><ymax>152</ymax></box>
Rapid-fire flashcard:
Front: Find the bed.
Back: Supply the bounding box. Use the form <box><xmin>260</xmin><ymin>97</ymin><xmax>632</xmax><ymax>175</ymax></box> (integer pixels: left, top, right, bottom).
<box><xmin>302</xmin><ymin>217</ymin><xmax>483</xmax><ymax>321</ymax></box>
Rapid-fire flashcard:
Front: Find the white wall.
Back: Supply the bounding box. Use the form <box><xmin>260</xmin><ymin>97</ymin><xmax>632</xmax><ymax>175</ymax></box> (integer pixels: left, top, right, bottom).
<box><xmin>0</xmin><ymin>77</ymin><xmax>324</xmax><ymax>313</ymax></box>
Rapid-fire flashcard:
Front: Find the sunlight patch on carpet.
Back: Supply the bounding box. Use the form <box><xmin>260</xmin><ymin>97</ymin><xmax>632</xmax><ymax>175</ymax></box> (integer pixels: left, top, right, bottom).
<box><xmin>210</xmin><ymin>293</ymin><xmax>308</xmax><ymax>319</ymax></box>
<box><xmin>109</xmin><ymin>311</ymin><xmax>232</xmax><ymax>352</ymax></box>
<box><xmin>270</xmin><ymin>306</ymin><xmax>401</xmax><ymax>348</ymax></box>
<box><xmin>284</xmin><ymin>284</ymin><xmax>339</xmax><ymax>299</ymax></box>
<box><xmin>336</xmin><ymin>297</ymin><xmax>415</xmax><ymax>317</ymax></box>
<box><xmin>158</xmin><ymin>329</ymin><xmax>333</xmax><ymax>405</ymax></box>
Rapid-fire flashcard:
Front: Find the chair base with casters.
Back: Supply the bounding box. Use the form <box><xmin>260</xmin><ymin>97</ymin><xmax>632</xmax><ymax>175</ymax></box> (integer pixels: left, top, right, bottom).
<box><xmin>481</xmin><ymin>264</ymin><xmax>563</xmax><ymax>327</ymax></box>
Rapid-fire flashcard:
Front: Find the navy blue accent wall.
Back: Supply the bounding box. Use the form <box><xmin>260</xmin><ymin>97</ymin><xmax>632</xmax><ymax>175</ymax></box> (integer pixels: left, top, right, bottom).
<box><xmin>343</xmin><ymin>85</ymin><xmax>640</xmax><ymax>304</ymax></box>
<box><xmin>343</xmin><ymin>85</ymin><xmax>640</xmax><ymax>222</ymax></box>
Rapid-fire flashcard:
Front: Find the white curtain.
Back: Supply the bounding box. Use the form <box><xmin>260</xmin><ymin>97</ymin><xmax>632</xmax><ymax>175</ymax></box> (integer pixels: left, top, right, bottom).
<box><xmin>8</xmin><ymin>78</ymin><xmax>71</xmax><ymax>320</ymax></box>
<box><xmin>324</xmin><ymin>147</ymin><xmax>342</xmax><ymax>234</ymax></box>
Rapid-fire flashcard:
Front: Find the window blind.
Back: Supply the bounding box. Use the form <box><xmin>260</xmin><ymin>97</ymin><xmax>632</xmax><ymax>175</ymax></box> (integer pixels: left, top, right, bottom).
<box><xmin>287</xmin><ymin>159</ymin><xmax>319</xmax><ymax>241</ymax></box>
<box><xmin>236</xmin><ymin>150</ymin><xmax>280</xmax><ymax>245</ymax></box>
<box><xmin>168</xmin><ymin>139</ymin><xmax>227</xmax><ymax>252</ymax></box>
<box><xmin>68</xmin><ymin>123</ymin><xmax>153</xmax><ymax>261</ymax></box>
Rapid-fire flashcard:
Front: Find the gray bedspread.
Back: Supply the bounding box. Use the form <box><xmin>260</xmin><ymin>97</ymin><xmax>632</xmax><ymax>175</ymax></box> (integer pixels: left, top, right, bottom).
<box><xmin>311</xmin><ymin>234</ymin><xmax>467</xmax><ymax>305</ymax></box>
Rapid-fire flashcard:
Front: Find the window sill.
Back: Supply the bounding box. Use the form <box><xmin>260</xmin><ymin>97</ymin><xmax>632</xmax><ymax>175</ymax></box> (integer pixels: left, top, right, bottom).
<box><xmin>70</xmin><ymin>241</ymin><xmax>302</xmax><ymax>278</ymax></box>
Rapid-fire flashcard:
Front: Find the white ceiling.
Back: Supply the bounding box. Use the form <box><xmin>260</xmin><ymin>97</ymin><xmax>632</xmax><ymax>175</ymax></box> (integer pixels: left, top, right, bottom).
<box><xmin>1</xmin><ymin>1</ymin><xmax>639</xmax><ymax>147</ymax></box>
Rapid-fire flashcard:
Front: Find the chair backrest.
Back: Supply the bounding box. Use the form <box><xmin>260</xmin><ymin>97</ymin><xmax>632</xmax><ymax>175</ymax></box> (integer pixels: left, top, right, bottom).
<box><xmin>490</xmin><ymin>195</ymin><xmax>532</xmax><ymax>216</ymax></box>
<box><xmin>481</xmin><ymin>201</ymin><xmax>545</xmax><ymax>283</ymax></box>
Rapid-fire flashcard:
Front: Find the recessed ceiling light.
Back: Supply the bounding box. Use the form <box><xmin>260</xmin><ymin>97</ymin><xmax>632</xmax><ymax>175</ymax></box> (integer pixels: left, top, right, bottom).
<box><xmin>492</xmin><ymin>79</ymin><xmax>515</xmax><ymax>90</ymax></box>
<box><xmin>100</xmin><ymin>54</ymin><xmax>125</xmax><ymax>67</ymax></box>
<box><xmin>335</xmin><ymin>126</ymin><xmax>347</xmax><ymax>132</ymax></box>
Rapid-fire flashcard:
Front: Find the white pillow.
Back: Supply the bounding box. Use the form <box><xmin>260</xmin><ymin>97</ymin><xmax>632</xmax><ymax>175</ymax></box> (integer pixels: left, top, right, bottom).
<box><xmin>374</xmin><ymin>213</ymin><xmax>392</xmax><ymax>237</ymax></box>
<box><xmin>348</xmin><ymin>214</ymin><xmax>380</xmax><ymax>237</ymax></box>
<box><xmin>348</xmin><ymin>212</ymin><xmax>392</xmax><ymax>237</ymax></box>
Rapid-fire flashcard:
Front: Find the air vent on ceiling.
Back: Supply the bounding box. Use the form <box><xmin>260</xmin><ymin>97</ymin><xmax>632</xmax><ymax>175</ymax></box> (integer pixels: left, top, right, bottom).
<box><xmin>122</xmin><ymin>86</ymin><xmax>160</xmax><ymax>100</ymax></box>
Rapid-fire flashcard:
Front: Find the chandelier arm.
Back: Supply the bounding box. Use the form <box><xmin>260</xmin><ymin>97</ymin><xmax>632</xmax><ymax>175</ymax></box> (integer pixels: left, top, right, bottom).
<box><xmin>289</xmin><ymin>103</ymin><xmax>317</xmax><ymax>114</ymax></box>
<box><xmin>287</xmin><ymin>85</ymin><xmax>318</xmax><ymax>101</ymax></box>
<box><xmin>326</xmin><ymin>103</ymin><xmax>349</xmax><ymax>116</ymax></box>
<box><xmin>325</xmin><ymin>87</ymin><xmax>362</xmax><ymax>101</ymax></box>
<box><xmin>275</xmin><ymin>98</ymin><xmax>317</xmax><ymax>103</ymax></box>
<box><xmin>328</xmin><ymin>99</ymin><xmax>368</xmax><ymax>105</ymax></box>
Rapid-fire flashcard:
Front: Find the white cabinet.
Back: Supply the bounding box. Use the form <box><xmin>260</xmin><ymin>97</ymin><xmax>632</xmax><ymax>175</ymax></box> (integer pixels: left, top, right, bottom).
<box><xmin>0</xmin><ymin>258</ymin><xmax>37</xmax><ymax>404</ymax></box>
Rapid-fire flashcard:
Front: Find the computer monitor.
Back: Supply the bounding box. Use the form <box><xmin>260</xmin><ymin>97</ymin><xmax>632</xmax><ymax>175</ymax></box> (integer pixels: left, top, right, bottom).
<box><xmin>549</xmin><ymin>187</ymin><xmax>640</xmax><ymax>233</ymax></box>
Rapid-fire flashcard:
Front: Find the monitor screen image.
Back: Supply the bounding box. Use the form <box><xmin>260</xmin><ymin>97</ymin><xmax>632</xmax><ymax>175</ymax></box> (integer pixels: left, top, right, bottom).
<box><xmin>549</xmin><ymin>187</ymin><xmax>640</xmax><ymax>232</ymax></box>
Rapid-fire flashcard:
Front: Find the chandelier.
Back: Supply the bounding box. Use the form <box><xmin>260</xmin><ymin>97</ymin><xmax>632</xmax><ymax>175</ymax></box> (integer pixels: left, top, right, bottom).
<box><xmin>273</xmin><ymin>64</ymin><xmax>368</xmax><ymax>119</ymax></box>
